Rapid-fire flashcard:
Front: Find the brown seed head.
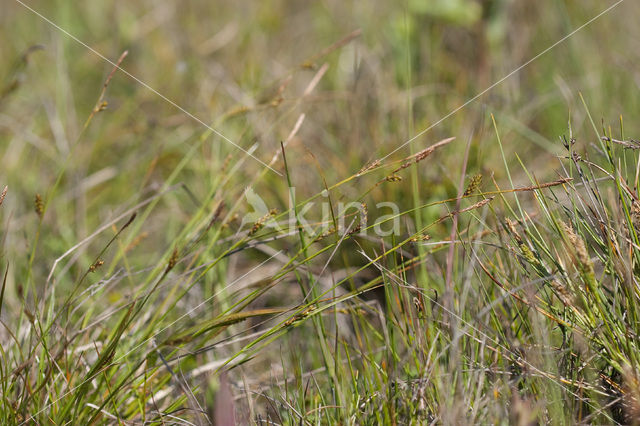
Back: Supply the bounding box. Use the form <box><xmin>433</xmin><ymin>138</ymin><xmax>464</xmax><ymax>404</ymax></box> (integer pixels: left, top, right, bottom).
<box><xmin>34</xmin><ymin>194</ymin><xmax>44</xmax><ymax>218</ymax></box>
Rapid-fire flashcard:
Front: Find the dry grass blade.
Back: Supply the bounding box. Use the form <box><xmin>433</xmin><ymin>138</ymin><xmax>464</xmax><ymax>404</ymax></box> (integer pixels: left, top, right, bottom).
<box><xmin>303</xmin><ymin>63</ymin><xmax>329</xmax><ymax>96</ymax></box>
<box><xmin>436</xmin><ymin>196</ymin><xmax>495</xmax><ymax>225</ymax></box>
<box><xmin>0</xmin><ymin>186</ymin><xmax>6</xmax><ymax>206</ymax></box>
<box><xmin>357</xmin><ymin>160</ymin><xmax>381</xmax><ymax>176</ymax></box>
<box><xmin>85</xmin><ymin>50</ymin><xmax>128</xmax><ymax>126</ymax></box>
<box><xmin>509</xmin><ymin>177</ymin><xmax>572</xmax><ymax>192</ymax></box>
<box><xmin>393</xmin><ymin>137</ymin><xmax>456</xmax><ymax>172</ymax></box>
<box><xmin>214</xmin><ymin>371</ymin><xmax>237</xmax><ymax>426</ymax></box>
<box><xmin>601</xmin><ymin>136</ymin><xmax>640</xmax><ymax>149</ymax></box>
<box><xmin>303</xmin><ymin>28</ymin><xmax>362</xmax><ymax>67</ymax></box>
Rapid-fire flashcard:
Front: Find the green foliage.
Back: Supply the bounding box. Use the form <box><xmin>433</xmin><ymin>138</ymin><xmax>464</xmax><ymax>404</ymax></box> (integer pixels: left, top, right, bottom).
<box><xmin>409</xmin><ymin>0</ymin><xmax>482</xmax><ymax>26</ymax></box>
<box><xmin>1</xmin><ymin>0</ymin><xmax>640</xmax><ymax>424</ymax></box>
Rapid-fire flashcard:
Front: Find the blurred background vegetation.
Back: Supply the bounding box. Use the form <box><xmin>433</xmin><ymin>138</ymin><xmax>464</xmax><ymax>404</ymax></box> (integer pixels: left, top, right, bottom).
<box><xmin>2</xmin><ymin>0</ymin><xmax>638</xmax><ymax>235</ymax></box>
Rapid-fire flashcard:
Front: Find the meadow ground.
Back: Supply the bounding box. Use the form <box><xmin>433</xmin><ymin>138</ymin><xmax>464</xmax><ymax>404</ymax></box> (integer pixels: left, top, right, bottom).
<box><xmin>2</xmin><ymin>0</ymin><xmax>640</xmax><ymax>424</ymax></box>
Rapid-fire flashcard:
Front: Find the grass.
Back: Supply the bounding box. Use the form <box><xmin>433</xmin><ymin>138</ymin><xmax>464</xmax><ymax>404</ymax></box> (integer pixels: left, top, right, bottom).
<box><xmin>2</xmin><ymin>0</ymin><xmax>640</xmax><ymax>424</ymax></box>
